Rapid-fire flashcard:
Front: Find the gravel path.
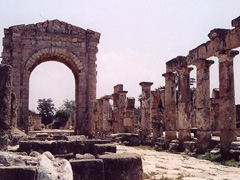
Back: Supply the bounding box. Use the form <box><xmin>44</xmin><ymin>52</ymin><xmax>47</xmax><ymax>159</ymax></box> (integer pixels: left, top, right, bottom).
<box><xmin>117</xmin><ymin>145</ymin><xmax>240</xmax><ymax>180</ymax></box>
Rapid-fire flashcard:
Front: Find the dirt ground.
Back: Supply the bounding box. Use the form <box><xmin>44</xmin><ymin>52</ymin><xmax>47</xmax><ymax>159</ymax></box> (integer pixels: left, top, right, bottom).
<box><xmin>117</xmin><ymin>145</ymin><xmax>240</xmax><ymax>180</ymax></box>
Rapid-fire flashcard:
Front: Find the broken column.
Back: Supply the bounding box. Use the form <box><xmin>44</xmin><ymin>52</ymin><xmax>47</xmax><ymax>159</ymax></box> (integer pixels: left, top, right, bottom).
<box><xmin>0</xmin><ymin>64</ymin><xmax>13</xmax><ymax>150</ymax></box>
<box><xmin>193</xmin><ymin>59</ymin><xmax>214</xmax><ymax>153</ymax></box>
<box><xmin>151</xmin><ymin>90</ymin><xmax>164</xmax><ymax>141</ymax></box>
<box><xmin>177</xmin><ymin>66</ymin><xmax>193</xmax><ymax>149</ymax></box>
<box><xmin>123</xmin><ymin>97</ymin><xmax>136</xmax><ymax>132</ymax></box>
<box><xmin>96</xmin><ymin>95</ymin><xmax>112</xmax><ymax>136</ymax></box>
<box><xmin>139</xmin><ymin>82</ymin><xmax>153</xmax><ymax>140</ymax></box>
<box><xmin>112</xmin><ymin>84</ymin><xmax>128</xmax><ymax>133</ymax></box>
<box><xmin>118</xmin><ymin>91</ymin><xmax>128</xmax><ymax>132</ymax></box>
<box><xmin>210</xmin><ymin>88</ymin><xmax>220</xmax><ymax>131</ymax></box>
<box><xmin>162</xmin><ymin>72</ymin><xmax>177</xmax><ymax>146</ymax></box>
<box><xmin>217</xmin><ymin>50</ymin><xmax>239</xmax><ymax>158</ymax></box>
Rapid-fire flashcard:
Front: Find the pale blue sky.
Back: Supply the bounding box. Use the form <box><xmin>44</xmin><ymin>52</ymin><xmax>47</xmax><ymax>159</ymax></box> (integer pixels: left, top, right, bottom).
<box><xmin>0</xmin><ymin>0</ymin><xmax>240</xmax><ymax>110</ymax></box>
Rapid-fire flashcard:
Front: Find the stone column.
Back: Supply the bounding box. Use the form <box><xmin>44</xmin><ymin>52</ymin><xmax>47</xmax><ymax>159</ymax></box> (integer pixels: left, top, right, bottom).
<box><xmin>193</xmin><ymin>59</ymin><xmax>214</xmax><ymax>153</ymax></box>
<box><xmin>216</xmin><ymin>50</ymin><xmax>239</xmax><ymax>158</ymax></box>
<box><xmin>87</xmin><ymin>30</ymin><xmax>100</xmax><ymax>137</ymax></box>
<box><xmin>0</xmin><ymin>64</ymin><xmax>12</xmax><ymax>150</ymax></box>
<box><xmin>177</xmin><ymin>67</ymin><xmax>193</xmax><ymax>149</ymax></box>
<box><xmin>124</xmin><ymin>97</ymin><xmax>136</xmax><ymax>132</ymax></box>
<box><xmin>162</xmin><ymin>72</ymin><xmax>177</xmax><ymax>146</ymax></box>
<box><xmin>112</xmin><ymin>85</ymin><xmax>127</xmax><ymax>133</ymax></box>
<box><xmin>139</xmin><ymin>82</ymin><xmax>153</xmax><ymax>140</ymax></box>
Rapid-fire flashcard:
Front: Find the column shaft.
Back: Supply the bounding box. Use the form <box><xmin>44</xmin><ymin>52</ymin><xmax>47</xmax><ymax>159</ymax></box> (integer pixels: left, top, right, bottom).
<box><xmin>162</xmin><ymin>72</ymin><xmax>177</xmax><ymax>145</ymax></box>
<box><xmin>194</xmin><ymin>59</ymin><xmax>214</xmax><ymax>153</ymax></box>
<box><xmin>139</xmin><ymin>82</ymin><xmax>153</xmax><ymax>140</ymax></box>
<box><xmin>177</xmin><ymin>67</ymin><xmax>193</xmax><ymax>149</ymax></box>
<box><xmin>217</xmin><ymin>50</ymin><xmax>239</xmax><ymax>158</ymax></box>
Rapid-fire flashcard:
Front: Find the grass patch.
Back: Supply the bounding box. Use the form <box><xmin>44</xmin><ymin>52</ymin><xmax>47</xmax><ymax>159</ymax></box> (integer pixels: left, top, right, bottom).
<box><xmin>181</xmin><ymin>154</ymin><xmax>189</xmax><ymax>161</ymax></box>
<box><xmin>197</xmin><ymin>153</ymin><xmax>221</xmax><ymax>162</ymax></box>
<box><xmin>224</xmin><ymin>159</ymin><xmax>239</xmax><ymax>167</ymax></box>
<box><xmin>197</xmin><ymin>153</ymin><xmax>239</xmax><ymax>167</ymax></box>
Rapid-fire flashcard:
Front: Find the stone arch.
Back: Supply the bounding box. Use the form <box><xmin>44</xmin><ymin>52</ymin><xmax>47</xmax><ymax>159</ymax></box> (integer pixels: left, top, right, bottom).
<box><xmin>1</xmin><ymin>20</ymin><xmax>100</xmax><ymax>135</ymax></box>
<box><xmin>22</xmin><ymin>47</ymin><xmax>84</xmax><ymax>133</ymax></box>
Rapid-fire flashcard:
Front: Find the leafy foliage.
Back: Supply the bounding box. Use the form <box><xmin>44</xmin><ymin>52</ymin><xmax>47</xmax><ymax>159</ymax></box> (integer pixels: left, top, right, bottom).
<box><xmin>52</xmin><ymin>110</ymin><xmax>71</xmax><ymax>129</ymax></box>
<box><xmin>60</xmin><ymin>99</ymin><xmax>76</xmax><ymax>120</ymax></box>
<box><xmin>37</xmin><ymin>98</ymin><xmax>55</xmax><ymax>125</ymax></box>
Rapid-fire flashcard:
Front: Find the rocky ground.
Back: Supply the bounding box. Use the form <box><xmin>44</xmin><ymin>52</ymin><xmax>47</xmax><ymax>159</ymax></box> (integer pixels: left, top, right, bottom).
<box><xmin>117</xmin><ymin>145</ymin><xmax>240</xmax><ymax>180</ymax></box>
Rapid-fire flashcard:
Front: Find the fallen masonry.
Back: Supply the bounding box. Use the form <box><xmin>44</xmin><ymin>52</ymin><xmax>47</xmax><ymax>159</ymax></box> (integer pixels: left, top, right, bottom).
<box><xmin>0</xmin><ymin>134</ymin><xmax>143</xmax><ymax>180</ymax></box>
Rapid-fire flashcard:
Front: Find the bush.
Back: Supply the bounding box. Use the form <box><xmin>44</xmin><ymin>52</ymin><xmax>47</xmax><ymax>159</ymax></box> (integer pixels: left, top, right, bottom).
<box><xmin>52</xmin><ymin>110</ymin><xmax>71</xmax><ymax>129</ymax></box>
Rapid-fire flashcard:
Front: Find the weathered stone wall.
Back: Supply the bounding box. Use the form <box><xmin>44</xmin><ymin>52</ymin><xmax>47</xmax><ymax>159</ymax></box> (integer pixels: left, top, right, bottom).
<box><xmin>1</xmin><ymin>20</ymin><xmax>100</xmax><ymax>135</ymax></box>
<box><xmin>28</xmin><ymin>112</ymin><xmax>42</xmax><ymax>131</ymax></box>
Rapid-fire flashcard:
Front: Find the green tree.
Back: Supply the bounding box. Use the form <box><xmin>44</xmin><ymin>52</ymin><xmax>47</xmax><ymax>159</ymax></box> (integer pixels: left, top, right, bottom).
<box><xmin>37</xmin><ymin>98</ymin><xmax>55</xmax><ymax>125</ymax></box>
<box><xmin>60</xmin><ymin>99</ymin><xmax>76</xmax><ymax>126</ymax></box>
<box><xmin>53</xmin><ymin>110</ymin><xmax>71</xmax><ymax>129</ymax></box>
<box><xmin>61</xmin><ymin>99</ymin><xmax>76</xmax><ymax>114</ymax></box>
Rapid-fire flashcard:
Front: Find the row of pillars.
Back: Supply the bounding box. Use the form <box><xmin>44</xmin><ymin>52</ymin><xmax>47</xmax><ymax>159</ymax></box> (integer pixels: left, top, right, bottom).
<box><xmin>163</xmin><ymin>50</ymin><xmax>239</xmax><ymax>155</ymax></box>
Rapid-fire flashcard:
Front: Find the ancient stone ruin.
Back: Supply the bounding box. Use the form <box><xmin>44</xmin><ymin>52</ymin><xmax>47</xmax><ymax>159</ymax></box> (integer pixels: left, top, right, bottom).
<box><xmin>1</xmin><ymin>20</ymin><xmax>100</xmax><ymax>136</ymax></box>
<box><xmin>1</xmin><ymin>16</ymin><xmax>240</xmax><ymax>180</ymax></box>
<box><xmin>0</xmin><ymin>21</ymin><xmax>143</xmax><ymax>180</ymax></box>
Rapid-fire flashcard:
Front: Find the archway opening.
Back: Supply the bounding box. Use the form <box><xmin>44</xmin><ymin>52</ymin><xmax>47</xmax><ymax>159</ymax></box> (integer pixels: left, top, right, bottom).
<box><xmin>29</xmin><ymin>61</ymin><xmax>75</xmax><ymax>130</ymax></box>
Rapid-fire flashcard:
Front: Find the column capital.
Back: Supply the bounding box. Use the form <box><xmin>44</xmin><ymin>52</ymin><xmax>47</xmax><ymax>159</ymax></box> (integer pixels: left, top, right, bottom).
<box><xmin>139</xmin><ymin>81</ymin><xmax>153</xmax><ymax>87</ymax></box>
<box><xmin>216</xmin><ymin>50</ymin><xmax>239</xmax><ymax>63</ymax></box>
<box><xmin>162</xmin><ymin>72</ymin><xmax>176</xmax><ymax>80</ymax></box>
<box><xmin>193</xmin><ymin>59</ymin><xmax>214</xmax><ymax>69</ymax></box>
<box><xmin>177</xmin><ymin>66</ymin><xmax>193</xmax><ymax>75</ymax></box>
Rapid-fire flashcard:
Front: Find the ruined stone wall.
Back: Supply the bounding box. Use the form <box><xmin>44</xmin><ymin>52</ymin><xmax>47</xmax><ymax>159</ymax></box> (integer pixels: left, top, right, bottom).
<box><xmin>1</xmin><ymin>20</ymin><xmax>100</xmax><ymax>135</ymax></box>
<box><xmin>28</xmin><ymin>112</ymin><xmax>42</xmax><ymax>131</ymax></box>
<box><xmin>0</xmin><ymin>64</ymin><xmax>13</xmax><ymax>150</ymax></box>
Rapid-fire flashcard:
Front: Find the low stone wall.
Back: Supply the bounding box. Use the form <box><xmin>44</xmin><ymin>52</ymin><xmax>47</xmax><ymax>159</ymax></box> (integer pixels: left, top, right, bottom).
<box><xmin>0</xmin><ymin>143</ymin><xmax>143</xmax><ymax>180</ymax></box>
<box><xmin>18</xmin><ymin>139</ymin><xmax>111</xmax><ymax>155</ymax></box>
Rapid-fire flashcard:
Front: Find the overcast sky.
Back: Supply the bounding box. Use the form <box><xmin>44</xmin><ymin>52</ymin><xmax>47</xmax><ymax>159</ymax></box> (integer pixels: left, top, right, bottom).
<box><xmin>0</xmin><ymin>0</ymin><xmax>240</xmax><ymax>111</ymax></box>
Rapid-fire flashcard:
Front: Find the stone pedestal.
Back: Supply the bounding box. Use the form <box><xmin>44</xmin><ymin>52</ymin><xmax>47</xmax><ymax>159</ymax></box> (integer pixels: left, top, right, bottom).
<box><xmin>217</xmin><ymin>50</ymin><xmax>239</xmax><ymax>159</ymax></box>
<box><xmin>177</xmin><ymin>67</ymin><xmax>193</xmax><ymax>150</ymax></box>
<box><xmin>193</xmin><ymin>59</ymin><xmax>214</xmax><ymax>153</ymax></box>
<box><xmin>139</xmin><ymin>82</ymin><xmax>153</xmax><ymax>140</ymax></box>
<box><xmin>162</xmin><ymin>72</ymin><xmax>177</xmax><ymax>146</ymax></box>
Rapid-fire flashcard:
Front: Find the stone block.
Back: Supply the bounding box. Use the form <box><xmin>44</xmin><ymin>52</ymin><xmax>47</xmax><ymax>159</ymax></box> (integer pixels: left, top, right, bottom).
<box><xmin>76</xmin><ymin>153</ymin><xmax>95</xmax><ymax>159</ymax></box>
<box><xmin>18</xmin><ymin>141</ymin><xmax>33</xmax><ymax>153</ymax></box>
<box><xmin>32</xmin><ymin>140</ymin><xmax>52</xmax><ymax>153</ymax></box>
<box><xmin>169</xmin><ymin>140</ymin><xmax>179</xmax><ymax>151</ymax></box>
<box><xmin>93</xmin><ymin>144</ymin><xmax>116</xmax><ymax>156</ymax></box>
<box><xmin>99</xmin><ymin>153</ymin><xmax>143</xmax><ymax>180</ymax></box>
<box><xmin>183</xmin><ymin>141</ymin><xmax>197</xmax><ymax>152</ymax></box>
<box><xmin>51</xmin><ymin>141</ymin><xmax>58</xmax><ymax>154</ymax></box>
<box><xmin>70</xmin><ymin>159</ymin><xmax>105</xmax><ymax>180</ymax></box>
<box><xmin>84</xmin><ymin>140</ymin><xmax>111</xmax><ymax>154</ymax></box>
<box><xmin>58</xmin><ymin>140</ymin><xmax>76</xmax><ymax>154</ymax></box>
<box><xmin>0</xmin><ymin>166</ymin><xmax>36</xmax><ymax>180</ymax></box>
<box><xmin>76</xmin><ymin>140</ymin><xmax>85</xmax><ymax>154</ymax></box>
<box><xmin>208</xmin><ymin>28</ymin><xmax>230</xmax><ymax>40</ymax></box>
<box><xmin>232</xmin><ymin>16</ymin><xmax>240</xmax><ymax>27</ymax></box>
<box><xmin>197</xmin><ymin>131</ymin><xmax>211</xmax><ymax>154</ymax></box>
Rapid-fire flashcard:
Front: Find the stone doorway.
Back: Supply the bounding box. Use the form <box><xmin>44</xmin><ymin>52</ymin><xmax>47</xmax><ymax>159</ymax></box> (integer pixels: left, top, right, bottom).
<box><xmin>1</xmin><ymin>20</ymin><xmax>100</xmax><ymax>135</ymax></box>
